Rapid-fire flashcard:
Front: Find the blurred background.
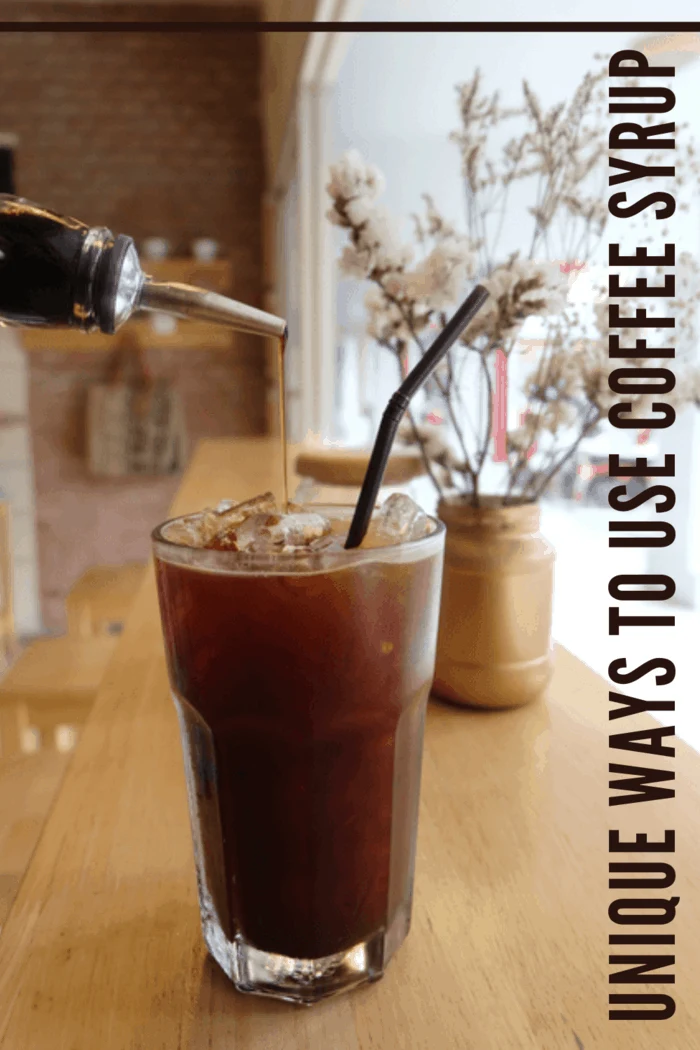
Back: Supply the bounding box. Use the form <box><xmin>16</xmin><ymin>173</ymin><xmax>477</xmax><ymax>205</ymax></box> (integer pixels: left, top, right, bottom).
<box><xmin>315</xmin><ymin>4</ymin><xmax>700</xmax><ymax>750</ymax></box>
<box><xmin>0</xmin><ymin>1</ymin><xmax>698</xmax><ymax>753</ymax></box>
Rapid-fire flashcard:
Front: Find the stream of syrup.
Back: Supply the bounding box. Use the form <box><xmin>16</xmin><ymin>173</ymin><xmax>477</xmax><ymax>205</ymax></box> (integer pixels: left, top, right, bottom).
<box><xmin>277</xmin><ymin>333</ymin><xmax>288</xmax><ymax>512</ymax></box>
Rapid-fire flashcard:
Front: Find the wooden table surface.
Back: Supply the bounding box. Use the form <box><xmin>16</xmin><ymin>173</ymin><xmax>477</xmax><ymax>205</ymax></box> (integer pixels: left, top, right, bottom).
<box><xmin>0</xmin><ymin>437</ymin><xmax>697</xmax><ymax>1050</ymax></box>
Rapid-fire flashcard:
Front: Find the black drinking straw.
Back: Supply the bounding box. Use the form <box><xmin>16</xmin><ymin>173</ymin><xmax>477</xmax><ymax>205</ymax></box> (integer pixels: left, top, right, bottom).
<box><xmin>344</xmin><ymin>283</ymin><xmax>490</xmax><ymax>549</ymax></box>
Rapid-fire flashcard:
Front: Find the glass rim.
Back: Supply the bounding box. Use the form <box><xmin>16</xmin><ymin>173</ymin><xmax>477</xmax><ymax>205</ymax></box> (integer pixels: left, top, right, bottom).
<box><xmin>151</xmin><ymin>502</ymin><xmax>445</xmax><ymax>575</ymax></box>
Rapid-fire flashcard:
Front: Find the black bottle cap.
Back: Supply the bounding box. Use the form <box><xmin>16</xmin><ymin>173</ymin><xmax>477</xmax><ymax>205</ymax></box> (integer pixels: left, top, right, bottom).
<box><xmin>0</xmin><ymin>146</ymin><xmax>15</xmax><ymax>195</ymax></box>
<box><xmin>93</xmin><ymin>233</ymin><xmax>139</xmax><ymax>334</ymax></box>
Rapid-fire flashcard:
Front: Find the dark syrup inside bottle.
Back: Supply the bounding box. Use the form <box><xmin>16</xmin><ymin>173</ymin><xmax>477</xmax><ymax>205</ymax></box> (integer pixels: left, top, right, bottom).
<box><xmin>0</xmin><ymin>196</ymin><xmax>89</xmax><ymax>328</ymax></box>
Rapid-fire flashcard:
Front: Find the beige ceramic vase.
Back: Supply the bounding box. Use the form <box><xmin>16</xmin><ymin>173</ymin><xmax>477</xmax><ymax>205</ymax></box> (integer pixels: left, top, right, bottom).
<box><xmin>433</xmin><ymin>496</ymin><xmax>555</xmax><ymax>710</ymax></box>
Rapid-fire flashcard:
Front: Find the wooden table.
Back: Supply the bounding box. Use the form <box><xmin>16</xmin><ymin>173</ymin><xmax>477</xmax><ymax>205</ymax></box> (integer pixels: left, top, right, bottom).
<box><xmin>0</xmin><ymin>437</ymin><xmax>697</xmax><ymax>1049</ymax></box>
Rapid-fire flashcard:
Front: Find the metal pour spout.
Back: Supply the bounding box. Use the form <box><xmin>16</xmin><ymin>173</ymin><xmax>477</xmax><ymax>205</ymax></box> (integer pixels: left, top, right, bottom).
<box><xmin>138</xmin><ymin>280</ymin><xmax>287</xmax><ymax>340</ymax></box>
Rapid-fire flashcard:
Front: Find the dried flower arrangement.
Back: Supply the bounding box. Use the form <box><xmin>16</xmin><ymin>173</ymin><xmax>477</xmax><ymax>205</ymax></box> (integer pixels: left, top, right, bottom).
<box><xmin>327</xmin><ymin>66</ymin><xmax>700</xmax><ymax>505</ymax></box>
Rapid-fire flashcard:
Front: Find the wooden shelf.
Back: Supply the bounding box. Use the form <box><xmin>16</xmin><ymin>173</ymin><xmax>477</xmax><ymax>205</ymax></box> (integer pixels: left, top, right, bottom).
<box><xmin>140</xmin><ymin>257</ymin><xmax>232</xmax><ymax>294</ymax></box>
<box><xmin>21</xmin><ymin>320</ymin><xmax>236</xmax><ymax>353</ymax></box>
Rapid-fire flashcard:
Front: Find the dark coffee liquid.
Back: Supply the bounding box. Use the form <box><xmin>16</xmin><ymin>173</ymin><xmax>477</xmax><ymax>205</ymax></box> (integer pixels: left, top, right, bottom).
<box><xmin>155</xmin><ymin>546</ymin><xmax>442</xmax><ymax>960</ymax></box>
<box><xmin>0</xmin><ymin>196</ymin><xmax>89</xmax><ymax>327</ymax></box>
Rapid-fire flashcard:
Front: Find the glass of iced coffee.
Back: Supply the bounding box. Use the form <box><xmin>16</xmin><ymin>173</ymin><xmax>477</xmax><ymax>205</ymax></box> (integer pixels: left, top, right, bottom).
<box><xmin>152</xmin><ymin>494</ymin><xmax>445</xmax><ymax>1004</ymax></box>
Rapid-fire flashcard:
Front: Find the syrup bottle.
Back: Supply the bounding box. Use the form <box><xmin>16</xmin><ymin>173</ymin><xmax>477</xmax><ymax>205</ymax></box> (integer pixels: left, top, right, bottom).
<box><xmin>0</xmin><ymin>195</ymin><xmax>285</xmax><ymax>339</ymax></box>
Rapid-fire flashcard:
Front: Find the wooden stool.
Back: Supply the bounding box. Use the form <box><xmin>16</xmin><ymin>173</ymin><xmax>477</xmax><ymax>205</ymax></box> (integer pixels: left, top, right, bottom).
<box><xmin>66</xmin><ymin>563</ymin><xmax>145</xmax><ymax>639</ymax></box>
<box><xmin>294</xmin><ymin>446</ymin><xmax>426</xmax><ymax>506</ymax></box>
<box><xmin>0</xmin><ymin>633</ymin><xmax>115</xmax><ymax>923</ymax></box>
<box><xmin>0</xmin><ymin>635</ymin><xmax>117</xmax><ymax>761</ymax></box>
<box><xmin>295</xmin><ymin>446</ymin><xmax>426</xmax><ymax>487</ymax></box>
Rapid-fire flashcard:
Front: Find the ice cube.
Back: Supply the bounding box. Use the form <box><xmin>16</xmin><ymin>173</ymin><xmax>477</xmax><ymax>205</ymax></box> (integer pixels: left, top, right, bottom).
<box><xmin>237</xmin><ymin>513</ymin><xmax>282</xmax><ymax>551</ymax></box>
<box><xmin>307</xmin><ymin>534</ymin><xmax>336</xmax><ymax>553</ymax></box>
<box><xmin>205</xmin><ymin>512</ymin><xmax>277</xmax><ymax>552</ymax></box>
<box><xmin>199</xmin><ymin>509</ymin><xmax>224</xmax><ymax>545</ymax></box>
<box><xmin>206</xmin><ymin>531</ymin><xmax>240</xmax><ymax>551</ymax></box>
<box><xmin>161</xmin><ymin>518</ymin><xmax>204</xmax><ymax>548</ymax></box>
<box><xmin>293</xmin><ymin>476</ymin><xmax>321</xmax><ymax>505</ymax></box>
<box><xmin>204</xmin><ymin>494</ymin><xmax>278</xmax><ymax>549</ymax></box>
<box><xmin>376</xmin><ymin>493</ymin><xmax>430</xmax><ymax>542</ymax></box>
<box><xmin>260</xmin><ymin>512</ymin><xmax>331</xmax><ymax>548</ymax></box>
<box><xmin>212</xmin><ymin>492</ymin><xmax>277</xmax><ymax>529</ymax></box>
<box><xmin>161</xmin><ymin>507</ymin><xmax>226</xmax><ymax>547</ymax></box>
<box><xmin>203</xmin><ymin>506</ymin><xmax>332</xmax><ymax>553</ymax></box>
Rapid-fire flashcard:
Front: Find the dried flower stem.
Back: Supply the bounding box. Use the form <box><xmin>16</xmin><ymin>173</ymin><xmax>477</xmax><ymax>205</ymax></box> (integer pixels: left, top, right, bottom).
<box><xmin>327</xmin><ymin>63</ymin><xmax>700</xmax><ymax>506</ymax></box>
<box><xmin>529</xmin><ymin>408</ymin><xmax>601</xmax><ymax>501</ymax></box>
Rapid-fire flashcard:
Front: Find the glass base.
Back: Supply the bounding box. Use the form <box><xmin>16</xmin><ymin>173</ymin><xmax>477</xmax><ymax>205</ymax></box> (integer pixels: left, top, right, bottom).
<box><xmin>202</xmin><ymin>906</ymin><xmax>410</xmax><ymax>1005</ymax></box>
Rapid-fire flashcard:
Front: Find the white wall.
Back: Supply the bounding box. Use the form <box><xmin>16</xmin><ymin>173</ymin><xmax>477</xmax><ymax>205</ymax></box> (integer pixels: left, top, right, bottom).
<box><xmin>0</xmin><ymin>330</ymin><xmax>41</xmax><ymax>636</ymax></box>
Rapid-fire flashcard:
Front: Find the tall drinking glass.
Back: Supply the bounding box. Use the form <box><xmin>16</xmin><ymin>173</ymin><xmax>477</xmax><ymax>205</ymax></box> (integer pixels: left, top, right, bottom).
<box><xmin>153</xmin><ymin>505</ymin><xmax>445</xmax><ymax>1004</ymax></box>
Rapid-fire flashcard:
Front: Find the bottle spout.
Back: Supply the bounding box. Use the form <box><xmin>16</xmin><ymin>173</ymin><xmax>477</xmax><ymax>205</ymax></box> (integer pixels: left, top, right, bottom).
<box><xmin>138</xmin><ymin>279</ymin><xmax>287</xmax><ymax>340</ymax></box>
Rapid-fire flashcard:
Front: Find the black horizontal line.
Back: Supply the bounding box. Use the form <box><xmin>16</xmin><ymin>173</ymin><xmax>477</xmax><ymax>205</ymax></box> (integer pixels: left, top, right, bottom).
<box><xmin>0</xmin><ymin>20</ymin><xmax>699</xmax><ymax>33</ymax></box>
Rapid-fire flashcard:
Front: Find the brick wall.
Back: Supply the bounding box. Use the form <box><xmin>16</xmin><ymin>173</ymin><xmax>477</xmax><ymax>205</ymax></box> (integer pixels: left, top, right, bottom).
<box><xmin>0</xmin><ymin>4</ymin><xmax>263</xmax><ymax>294</ymax></box>
<box><xmin>0</xmin><ymin>5</ymin><xmax>268</xmax><ymax>631</ymax></box>
<box><xmin>30</xmin><ymin>346</ymin><xmax>266</xmax><ymax>629</ymax></box>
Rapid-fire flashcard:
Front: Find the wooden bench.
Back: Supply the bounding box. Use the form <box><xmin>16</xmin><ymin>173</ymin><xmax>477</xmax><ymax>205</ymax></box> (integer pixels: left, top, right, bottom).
<box><xmin>0</xmin><ymin>635</ymin><xmax>117</xmax><ymax>759</ymax></box>
<box><xmin>0</xmin><ymin>633</ymin><xmax>118</xmax><ymax>932</ymax></box>
<box><xmin>66</xmin><ymin>563</ymin><xmax>145</xmax><ymax>639</ymax></box>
